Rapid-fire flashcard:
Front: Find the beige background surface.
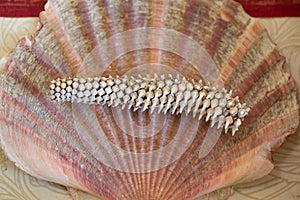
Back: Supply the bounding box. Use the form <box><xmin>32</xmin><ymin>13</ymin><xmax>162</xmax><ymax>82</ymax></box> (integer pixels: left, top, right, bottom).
<box><xmin>0</xmin><ymin>17</ymin><xmax>299</xmax><ymax>199</ymax></box>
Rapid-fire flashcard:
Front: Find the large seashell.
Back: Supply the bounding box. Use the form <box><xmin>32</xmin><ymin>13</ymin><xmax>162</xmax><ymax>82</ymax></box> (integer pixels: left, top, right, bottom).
<box><xmin>0</xmin><ymin>0</ymin><xmax>298</xmax><ymax>199</ymax></box>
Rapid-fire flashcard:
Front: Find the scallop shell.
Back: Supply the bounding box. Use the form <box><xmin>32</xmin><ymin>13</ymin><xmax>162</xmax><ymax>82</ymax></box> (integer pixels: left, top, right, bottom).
<box><xmin>0</xmin><ymin>0</ymin><xmax>298</xmax><ymax>199</ymax></box>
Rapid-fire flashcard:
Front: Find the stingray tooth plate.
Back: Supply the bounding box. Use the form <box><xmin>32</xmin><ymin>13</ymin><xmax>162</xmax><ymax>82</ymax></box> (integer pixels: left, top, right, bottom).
<box><xmin>0</xmin><ymin>0</ymin><xmax>299</xmax><ymax>199</ymax></box>
<box><xmin>50</xmin><ymin>75</ymin><xmax>250</xmax><ymax>135</ymax></box>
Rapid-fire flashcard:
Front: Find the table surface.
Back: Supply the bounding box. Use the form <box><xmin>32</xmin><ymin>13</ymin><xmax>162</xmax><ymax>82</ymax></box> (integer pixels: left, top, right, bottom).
<box><xmin>0</xmin><ymin>17</ymin><xmax>299</xmax><ymax>200</ymax></box>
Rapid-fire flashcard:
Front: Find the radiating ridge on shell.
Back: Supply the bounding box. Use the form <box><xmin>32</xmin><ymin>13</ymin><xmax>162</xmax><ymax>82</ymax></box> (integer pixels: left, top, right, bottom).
<box><xmin>50</xmin><ymin>74</ymin><xmax>250</xmax><ymax>135</ymax></box>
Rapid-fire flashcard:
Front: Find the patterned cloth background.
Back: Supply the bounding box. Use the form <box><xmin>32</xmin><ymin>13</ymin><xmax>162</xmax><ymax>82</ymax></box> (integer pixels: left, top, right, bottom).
<box><xmin>1</xmin><ymin>0</ymin><xmax>300</xmax><ymax>17</ymax></box>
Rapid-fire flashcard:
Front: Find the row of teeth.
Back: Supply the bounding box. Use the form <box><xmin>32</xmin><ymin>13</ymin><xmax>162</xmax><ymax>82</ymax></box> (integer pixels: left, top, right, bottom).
<box><xmin>49</xmin><ymin>74</ymin><xmax>250</xmax><ymax>135</ymax></box>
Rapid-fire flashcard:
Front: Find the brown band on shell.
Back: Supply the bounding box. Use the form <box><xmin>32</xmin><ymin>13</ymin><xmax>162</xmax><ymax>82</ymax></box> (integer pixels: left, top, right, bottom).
<box><xmin>49</xmin><ymin>74</ymin><xmax>250</xmax><ymax>135</ymax></box>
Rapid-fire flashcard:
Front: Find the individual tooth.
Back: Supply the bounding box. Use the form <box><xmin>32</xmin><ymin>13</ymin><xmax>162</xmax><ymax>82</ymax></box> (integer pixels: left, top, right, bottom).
<box><xmin>219</xmin><ymin>98</ymin><xmax>227</xmax><ymax>107</ymax></box>
<box><xmin>105</xmin><ymin>86</ymin><xmax>112</xmax><ymax>95</ymax></box>
<box><xmin>98</xmin><ymin>88</ymin><xmax>105</xmax><ymax>96</ymax></box>
<box><xmin>100</xmin><ymin>81</ymin><xmax>107</xmax><ymax>88</ymax></box>
<box><xmin>162</xmin><ymin>86</ymin><xmax>170</xmax><ymax>96</ymax></box>
<box><xmin>172</xmin><ymin>92</ymin><xmax>183</xmax><ymax>114</ymax></box>
<box><xmin>226</xmin><ymin>99</ymin><xmax>235</xmax><ymax>108</ymax></box>
<box><xmin>183</xmin><ymin>90</ymin><xmax>191</xmax><ymax>104</ymax></box>
<box><xmin>225</xmin><ymin>116</ymin><xmax>233</xmax><ymax>133</ymax></box>
<box><xmin>186</xmin><ymin>82</ymin><xmax>193</xmax><ymax>91</ymax></box>
<box><xmin>206</xmin><ymin>108</ymin><xmax>214</xmax><ymax>122</ymax></box>
<box><xmin>229</xmin><ymin>106</ymin><xmax>238</xmax><ymax>116</ymax></box>
<box><xmin>157</xmin><ymin>81</ymin><xmax>165</xmax><ymax>88</ymax></box>
<box><xmin>212</xmin><ymin>106</ymin><xmax>222</xmax><ymax>119</ymax></box>
<box><xmin>143</xmin><ymin>91</ymin><xmax>154</xmax><ymax>111</ymax></box>
<box><xmin>201</xmin><ymin>99</ymin><xmax>210</xmax><ymax>113</ymax></box>
<box><xmin>107</xmin><ymin>79</ymin><xmax>114</xmax><ymax>86</ymax></box>
<box><xmin>211</xmin><ymin>117</ymin><xmax>218</xmax><ymax>127</ymax></box>
<box><xmin>171</xmin><ymin>85</ymin><xmax>178</xmax><ymax>94</ymax></box>
<box><xmin>198</xmin><ymin>110</ymin><xmax>206</xmax><ymax>120</ymax></box>
<box><xmin>231</xmin><ymin>118</ymin><xmax>241</xmax><ymax>136</ymax></box>
<box><xmin>158</xmin><ymin>96</ymin><xmax>167</xmax><ymax>113</ymax></box>
<box><xmin>133</xmin><ymin>84</ymin><xmax>140</xmax><ymax>91</ymax></box>
<box><xmin>238</xmin><ymin>108</ymin><xmax>250</xmax><ymax>118</ymax></box>
<box><xmin>179</xmin><ymin>100</ymin><xmax>187</xmax><ymax>114</ymax></box>
<box><xmin>186</xmin><ymin>99</ymin><xmax>194</xmax><ymax>114</ymax></box>
<box><xmin>122</xmin><ymin>95</ymin><xmax>130</xmax><ymax>109</ymax></box>
<box><xmin>148</xmin><ymin>83</ymin><xmax>156</xmax><ymax>91</ymax></box>
<box><xmin>206</xmin><ymin>91</ymin><xmax>215</xmax><ymax>99</ymax></box>
<box><xmin>150</xmin><ymin>98</ymin><xmax>159</xmax><ymax>113</ymax></box>
<box><xmin>192</xmin><ymin>97</ymin><xmax>202</xmax><ymax>118</ymax></box>
<box><xmin>178</xmin><ymin>82</ymin><xmax>186</xmax><ymax>91</ymax></box>
<box><xmin>163</xmin><ymin>95</ymin><xmax>174</xmax><ymax>114</ymax></box>
<box><xmin>190</xmin><ymin>90</ymin><xmax>198</xmax><ymax>103</ymax></box>
<box><xmin>112</xmin><ymin>85</ymin><xmax>120</xmax><ymax>93</ymax></box>
<box><xmin>210</xmin><ymin>99</ymin><xmax>218</xmax><ymax>108</ymax></box>
<box><xmin>85</xmin><ymin>82</ymin><xmax>92</xmax><ymax>90</ymax></box>
<box><xmin>125</xmin><ymin>87</ymin><xmax>132</xmax><ymax>94</ymax></box>
<box><xmin>215</xmin><ymin>92</ymin><xmax>224</xmax><ymax>99</ymax></box>
<box><xmin>217</xmin><ymin>115</ymin><xmax>225</xmax><ymax>129</ymax></box>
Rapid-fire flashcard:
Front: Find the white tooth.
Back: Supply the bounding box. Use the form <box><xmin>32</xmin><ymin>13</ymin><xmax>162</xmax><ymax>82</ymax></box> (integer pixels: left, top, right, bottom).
<box><xmin>148</xmin><ymin>83</ymin><xmax>156</xmax><ymax>91</ymax></box>
<box><xmin>193</xmin><ymin>98</ymin><xmax>202</xmax><ymax>117</ymax></box>
<box><xmin>232</xmin><ymin>118</ymin><xmax>241</xmax><ymax>136</ymax></box>
<box><xmin>194</xmin><ymin>82</ymin><xmax>202</xmax><ymax>90</ymax></box>
<box><xmin>130</xmin><ymin>92</ymin><xmax>137</xmax><ymax>102</ymax></box>
<box><xmin>150</xmin><ymin>98</ymin><xmax>159</xmax><ymax>113</ymax></box>
<box><xmin>179</xmin><ymin>101</ymin><xmax>186</xmax><ymax>114</ymax></box>
<box><xmin>191</xmin><ymin>90</ymin><xmax>198</xmax><ymax>103</ymax></box>
<box><xmin>201</xmin><ymin>99</ymin><xmax>210</xmax><ymax>113</ymax></box>
<box><xmin>162</xmin><ymin>86</ymin><xmax>170</xmax><ymax>96</ymax></box>
<box><xmin>158</xmin><ymin>96</ymin><xmax>167</xmax><ymax>113</ymax></box>
<box><xmin>211</xmin><ymin>117</ymin><xmax>218</xmax><ymax>127</ymax></box>
<box><xmin>164</xmin><ymin>95</ymin><xmax>174</xmax><ymax>114</ymax></box>
<box><xmin>125</xmin><ymin>87</ymin><xmax>132</xmax><ymax>94</ymax></box>
<box><xmin>206</xmin><ymin>108</ymin><xmax>214</xmax><ymax>122</ymax></box>
<box><xmin>171</xmin><ymin>85</ymin><xmax>178</xmax><ymax>94</ymax></box>
<box><xmin>207</xmin><ymin>91</ymin><xmax>215</xmax><ymax>99</ymax></box>
<box><xmin>212</xmin><ymin>106</ymin><xmax>222</xmax><ymax>119</ymax></box>
<box><xmin>183</xmin><ymin>90</ymin><xmax>191</xmax><ymax>103</ymax></box>
<box><xmin>105</xmin><ymin>86</ymin><xmax>112</xmax><ymax>95</ymax></box>
<box><xmin>229</xmin><ymin>106</ymin><xmax>238</xmax><ymax>116</ymax></box>
<box><xmin>102</xmin><ymin>95</ymin><xmax>110</xmax><ymax>104</ymax></box>
<box><xmin>211</xmin><ymin>99</ymin><xmax>218</xmax><ymax>108</ymax></box>
<box><xmin>135</xmin><ymin>98</ymin><xmax>143</xmax><ymax>107</ymax></box>
<box><xmin>186</xmin><ymin>82</ymin><xmax>193</xmax><ymax>91</ymax></box>
<box><xmin>215</xmin><ymin>92</ymin><xmax>224</xmax><ymax>99</ymax></box>
<box><xmin>172</xmin><ymin>92</ymin><xmax>183</xmax><ymax>114</ymax></box>
<box><xmin>186</xmin><ymin>99</ymin><xmax>194</xmax><ymax>114</ymax></box>
<box><xmin>133</xmin><ymin>84</ymin><xmax>140</xmax><ymax>91</ymax></box>
<box><xmin>198</xmin><ymin>110</ymin><xmax>206</xmax><ymax>120</ymax></box>
<box><xmin>138</xmin><ymin>89</ymin><xmax>146</xmax><ymax>99</ymax></box>
<box><xmin>178</xmin><ymin>82</ymin><xmax>186</xmax><ymax>91</ymax></box>
<box><xmin>238</xmin><ymin>108</ymin><xmax>249</xmax><ymax>118</ymax></box>
<box><xmin>143</xmin><ymin>91</ymin><xmax>154</xmax><ymax>111</ymax></box>
<box><xmin>219</xmin><ymin>98</ymin><xmax>227</xmax><ymax>107</ymax></box>
<box><xmin>217</xmin><ymin>115</ymin><xmax>225</xmax><ymax>129</ymax></box>
<box><xmin>157</xmin><ymin>81</ymin><xmax>165</xmax><ymax>88</ymax></box>
<box><xmin>154</xmin><ymin>89</ymin><xmax>162</xmax><ymax>98</ymax></box>
<box><xmin>165</xmin><ymin>79</ymin><xmax>173</xmax><ymax>86</ymax></box>
<box><xmin>225</xmin><ymin>116</ymin><xmax>233</xmax><ymax>133</ymax></box>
